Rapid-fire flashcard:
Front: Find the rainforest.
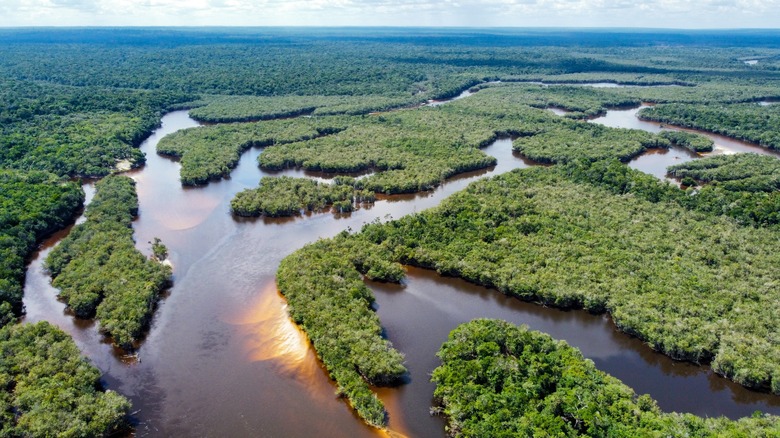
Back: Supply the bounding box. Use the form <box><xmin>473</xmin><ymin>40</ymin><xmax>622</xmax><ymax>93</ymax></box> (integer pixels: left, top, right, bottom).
<box><xmin>1</xmin><ymin>27</ymin><xmax>780</xmax><ymax>436</ymax></box>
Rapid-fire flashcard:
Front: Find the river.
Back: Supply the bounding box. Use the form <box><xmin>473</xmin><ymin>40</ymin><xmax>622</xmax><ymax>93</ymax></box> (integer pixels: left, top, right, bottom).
<box><xmin>587</xmin><ymin>104</ymin><xmax>780</xmax><ymax>181</ymax></box>
<box><xmin>21</xmin><ymin>99</ymin><xmax>780</xmax><ymax>436</ymax></box>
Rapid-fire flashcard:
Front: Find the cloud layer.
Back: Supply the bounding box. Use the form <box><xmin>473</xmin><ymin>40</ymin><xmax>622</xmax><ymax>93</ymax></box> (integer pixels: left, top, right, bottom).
<box><xmin>2</xmin><ymin>0</ymin><xmax>778</xmax><ymax>28</ymax></box>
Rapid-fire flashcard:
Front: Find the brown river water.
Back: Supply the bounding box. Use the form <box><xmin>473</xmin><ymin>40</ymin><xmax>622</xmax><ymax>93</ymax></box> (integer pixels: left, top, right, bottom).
<box><xmin>20</xmin><ymin>97</ymin><xmax>780</xmax><ymax>437</ymax></box>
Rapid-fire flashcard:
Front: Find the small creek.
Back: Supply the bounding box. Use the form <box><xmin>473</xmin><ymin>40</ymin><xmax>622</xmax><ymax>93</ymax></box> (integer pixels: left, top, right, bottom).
<box><xmin>20</xmin><ymin>89</ymin><xmax>780</xmax><ymax>437</ymax></box>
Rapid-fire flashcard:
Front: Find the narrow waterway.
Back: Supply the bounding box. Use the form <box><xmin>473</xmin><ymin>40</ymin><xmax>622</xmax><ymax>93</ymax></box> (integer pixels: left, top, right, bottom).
<box><xmin>586</xmin><ymin>104</ymin><xmax>780</xmax><ymax>180</ymax></box>
<box><xmin>21</xmin><ymin>98</ymin><xmax>780</xmax><ymax>437</ymax></box>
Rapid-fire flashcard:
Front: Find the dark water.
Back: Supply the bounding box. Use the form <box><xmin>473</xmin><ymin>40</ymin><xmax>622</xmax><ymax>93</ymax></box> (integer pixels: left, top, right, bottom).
<box><xmin>21</xmin><ymin>106</ymin><xmax>780</xmax><ymax>437</ymax></box>
<box><xmin>20</xmin><ymin>111</ymin><xmax>523</xmax><ymax>437</ymax></box>
<box><xmin>373</xmin><ymin>268</ymin><xmax>780</xmax><ymax>437</ymax></box>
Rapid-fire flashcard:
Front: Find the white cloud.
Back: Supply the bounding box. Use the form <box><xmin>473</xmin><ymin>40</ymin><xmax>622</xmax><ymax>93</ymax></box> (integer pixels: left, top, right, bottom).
<box><xmin>1</xmin><ymin>0</ymin><xmax>779</xmax><ymax>27</ymax></box>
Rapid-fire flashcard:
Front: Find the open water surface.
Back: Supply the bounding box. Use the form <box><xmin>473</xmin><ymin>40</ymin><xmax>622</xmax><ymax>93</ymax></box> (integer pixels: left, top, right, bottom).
<box><xmin>21</xmin><ymin>90</ymin><xmax>780</xmax><ymax>436</ymax></box>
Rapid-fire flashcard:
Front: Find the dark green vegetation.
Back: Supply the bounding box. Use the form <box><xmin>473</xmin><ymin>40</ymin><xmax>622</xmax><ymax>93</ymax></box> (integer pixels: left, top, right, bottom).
<box><xmin>175</xmin><ymin>79</ymin><xmax>780</xmax><ymax>192</ymax></box>
<box><xmin>166</xmin><ymin>100</ymin><xmax>544</xmax><ymax>191</ymax></box>
<box><xmin>180</xmin><ymin>84</ymin><xmax>730</xmax><ymax>194</ymax></box>
<box><xmin>277</xmin><ymin>238</ymin><xmax>406</xmax><ymax>428</ymax></box>
<box><xmin>189</xmin><ymin>94</ymin><xmax>422</xmax><ymax>123</ymax></box>
<box><xmin>566</xmin><ymin>158</ymin><xmax>780</xmax><ymax>228</ymax></box>
<box><xmin>433</xmin><ymin>319</ymin><xmax>780</xmax><ymax>437</ymax></box>
<box><xmin>669</xmin><ymin>153</ymin><xmax>780</xmax><ymax>191</ymax></box>
<box><xmin>279</xmin><ymin>164</ymin><xmax>780</xmax><ymax>420</ymax></box>
<box><xmin>0</xmin><ymin>322</ymin><xmax>131</xmax><ymax>436</ymax></box>
<box><xmin>2</xmin><ymin>27</ymin><xmax>780</xmax><ymax>433</ymax></box>
<box><xmin>258</xmin><ymin>110</ymin><xmax>508</xmax><ymax>194</ymax></box>
<box><xmin>156</xmin><ymin>117</ymin><xmax>349</xmax><ymax>185</ymax></box>
<box><xmin>0</xmin><ymin>170</ymin><xmax>84</xmax><ymax>325</ymax></box>
<box><xmin>150</xmin><ymin>237</ymin><xmax>168</xmax><ymax>261</ymax></box>
<box><xmin>658</xmin><ymin>130</ymin><xmax>714</xmax><ymax>152</ymax></box>
<box><xmin>640</xmin><ymin>103</ymin><xmax>780</xmax><ymax>150</ymax></box>
<box><xmin>4</xmin><ymin>28</ymin><xmax>778</xmax><ymax>183</ymax></box>
<box><xmin>0</xmin><ymin>80</ymin><xmax>191</xmax><ymax>178</ymax></box>
<box><xmin>475</xmin><ymin>83</ymin><xmax>641</xmax><ymax>119</ymax></box>
<box><xmin>45</xmin><ymin>176</ymin><xmax>171</xmax><ymax>348</ymax></box>
<box><xmin>512</xmin><ymin>121</ymin><xmax>665</xmax><ymax>162</ymax></box>
<box><xmin>231</xmin><ymin>176</ymin><xmax>374</xmax><ymax>217</ymax></box>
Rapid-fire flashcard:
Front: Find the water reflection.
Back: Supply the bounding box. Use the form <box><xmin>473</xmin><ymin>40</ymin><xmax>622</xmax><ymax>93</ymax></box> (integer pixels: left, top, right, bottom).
<box><xmin>20</xmin><ymin>107</ymin><xmax>780</xmax><ymax>438</ymax></box>
<box><xmin>372</xmin><ymin>267</ymin><xmax>780</xmax><ymax>438</ymax></box>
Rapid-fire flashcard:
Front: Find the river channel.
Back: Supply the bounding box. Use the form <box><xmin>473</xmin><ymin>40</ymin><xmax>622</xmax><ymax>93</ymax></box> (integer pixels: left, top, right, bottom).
<box><xmin>21</xmin><ymin>93</ymin><xmax>780</xmax><ymax>436</ymax></box>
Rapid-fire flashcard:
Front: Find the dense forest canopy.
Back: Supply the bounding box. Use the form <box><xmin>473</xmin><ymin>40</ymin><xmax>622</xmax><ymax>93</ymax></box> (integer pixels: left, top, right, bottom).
<box><xmin>231</xmin><ymin>176</ymin><xmax>374</xmax><ymax>217</ymax></box>
<box><xmin>640</xmin><ymin>103</ymin><xmax>780</xmax><ymax>150</ymax></box>
<box><xmin>0</xmin><ymin>322</ymin><xmax>131</xmax><ymax>436</ymax></box>
<box><xmin>0</xmin><ymin>170</ymin><xmax>83</xmax><ymax>325</ymax></box>
<box><xmin>2</xmin><ymin>27</ymin><xmax>780</xmax><ymax>434</ymax></box>
<box><xmin>433</xmin><ymin>319</ymin><xmax>780</xmax><ymax>437</ymax></box>
<box><xmin>278</xmin><ymin>163</ymin><xmax>780</xmax><ymax>423</ymax></box>
<box><xmin>45</xmin><ymin>176</ymin><xmax>171</xmax><ymax>349</ymax></box>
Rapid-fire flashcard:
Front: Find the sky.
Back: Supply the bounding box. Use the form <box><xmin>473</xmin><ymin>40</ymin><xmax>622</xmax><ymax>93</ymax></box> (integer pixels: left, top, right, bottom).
<box><xmin>1</xmin><ymin>0</ymin><xmax>779</xmax><ymax>28</ymax></box>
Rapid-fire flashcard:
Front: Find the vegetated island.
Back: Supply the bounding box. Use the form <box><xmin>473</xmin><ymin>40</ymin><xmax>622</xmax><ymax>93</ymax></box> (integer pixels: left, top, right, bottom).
<box><xmin>171</xmin><ymin>85</ymin><xmax>737</xmax><ymax>197</ymax></box>
<box><xmin>639</xmin><ymin>103</ymin><xmax>780</xmax><ymax>150</ymax></box>
<box><xmin>231</xmin><ymin>176</ymin><xmax>375</xmax><ymax>217</ymax></box>
<box><xmin>657</xmin><ymin>130</ymin><xmax>714</xmax><ymax>153</ymax></box>
<box><xmin>277</xmin><ymin>162</ymin><xmax>780</xmax><ymax>425</ymax></box>
<box><xmin>432</xmin><ymin>319</ymin><xmax>780</xmax><ymax>437</ymax></box>
<box><xmin>45</xmin><ymin>175</ymin><xmax>171</xmax><ymax>349</ymax></box>
<box><xmin>156</xmin><ymin>117</ymin><xmax>349</xmax><ymax>186</ymax></box>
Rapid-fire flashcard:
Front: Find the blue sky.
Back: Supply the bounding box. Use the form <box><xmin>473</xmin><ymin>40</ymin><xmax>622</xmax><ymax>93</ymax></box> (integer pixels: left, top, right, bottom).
<box><xmin>2</xmin><ymin>0</ymin><xmax>778</xmax><ymax>28</ymax></box>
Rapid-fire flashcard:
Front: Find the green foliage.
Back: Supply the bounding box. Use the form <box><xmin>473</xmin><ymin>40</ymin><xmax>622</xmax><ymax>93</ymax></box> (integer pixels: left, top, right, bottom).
<box><xmin>565</xmin><ymin>158</ymin><xmax>780</xmax><ymax>228</ymax></box>
<box><xmin>668</xmin><ymin>153</ymin><xmax>780</xmax><ymax>191</ymax></box>
<box><xmin>658</xmin><ymin>130</ymin><xmax>714</xmax><ymax>152</ymax></box>
<box><xmin>611</xmin><ymin>81</ymin><xmax>780</xmax><ymax>105</ymax></box>
<box><xmin>0</xmin><ymin>170</ymin><xmax>84</xmax><ymax>319</ymax></box>
<box><xmin>259</xmin><ymin>110</ymin><xmax>504</xmax><ymax>194</ymax></box>
<box><xmin>288</xmin><ymin>165</ymin><xmax>780</xmax><ymax>396</ymax></box>
<box><xmin>640</xmin><ymin>103</ymin><xmax>780</xmax><ymax>150</ymax></box>
<box><xmin>479</xmin><ymin>82</ymin><xmax>641</xmax><ymax>119</ymax></box>
<box><xmin>4</xmin><ymin>28</ymin><xmax>780</xmax><ymax>432</ymax></box>
<box><xmin>277</xmin><ymin>237</ymin><xmax>407</xmax><ymax>427</ymax></box>
<box><xmin>0</xmin><ymin>321</ymin><xmax>131</xmax><ymax>436</ymax></box>
<box><xmin>156</xmin><ymin>117</ymin><xmax>349</xmax><ymax>185</ymax></box>
<box><xmin>499</xmin><ymin>72</ymin><xmax>692</xmax><ymax>87</ymax></box>
<box><xmin>45</xmin><ymin>176</ymin><xmax>171</xmax><ymax>349</ymax></box>
<box><xmin>150</xmin><ymin>237</ymin><xmax>168</xmax><ymax>261</ymax></box>
<box><xmin>190</xmin><ymin>94</ymin><xmax>423</xmax><ymax>123</ymax></box>
<box><xmin>0</xmin><ymin>80</ymin><xmax>192</xmax><ymax>178</ymax></box>
<box><xmin>512</xmin><ymin>121</ymin><xmax>669</xmax><ymax>163</ymax></box>
<box><xmin>432</xmin><ymin>319</ymin><xmax>780</xmax><ymax>437</ymax></box>
<box><xmin>231</xmin><ymin>176</ymin><xmax>371</xmax><ymax>217</ymax></box>
<box><xmin>164</xmin><ymin>101</ymin><xmax>553</xmax><ymax>192</ymax></box>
